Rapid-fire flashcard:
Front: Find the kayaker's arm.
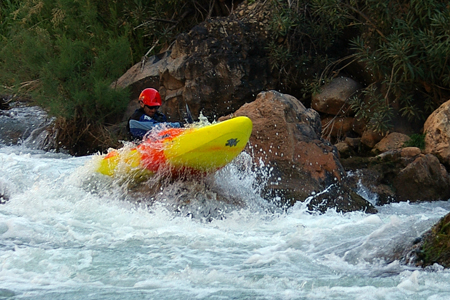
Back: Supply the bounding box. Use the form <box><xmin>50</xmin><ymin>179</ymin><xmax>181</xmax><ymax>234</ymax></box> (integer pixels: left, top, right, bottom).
<box><xmin>129</xmin><ymin>119</ymin><xmax>181</xmax><ymax>139</ymax></box>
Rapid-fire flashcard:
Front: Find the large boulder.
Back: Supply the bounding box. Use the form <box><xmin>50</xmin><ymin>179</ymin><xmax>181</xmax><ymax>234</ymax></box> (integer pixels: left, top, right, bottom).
<box><xmin>113</xmin><ymin>1</ymin><xmax>275</xmax><ymax>122</ymax></box>
<box><xmin>424</xmin><ymin>99</ymin><xmax>450</xmax><ymax>167</ymax></box>
<box><xmin>222</xmin><ymin>90</ymin><xmax>376</xmax><ymax>213</ymax></box>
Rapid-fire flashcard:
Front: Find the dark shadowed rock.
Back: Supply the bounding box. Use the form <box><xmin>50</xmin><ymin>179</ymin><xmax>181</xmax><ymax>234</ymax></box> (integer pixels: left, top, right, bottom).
<box><xmin>0</xmin><ymin>95</ymin><xmax>10</xmax><ymax>110</ymax></box>
<box><xmin>322</xmin><ymin>116</ymin><xmax>355</xmax><ymax>141</ymax></box>
<box><xmin>0</xmin><ymin>179</ymin><xmax>10</xmax><ymax>204</ymax></box>
<box><xmin>306</xmin><ymin>177</ymin><xmax>377</xmax><ymax>213</ymax></box>
<box><xmin>393</xmin><ymin>154</ymin><xmax>450</xmax><ymax>202</ymax></box>
<box><xmin>343</xmin><ymin>167</ymin><xmax>397</xmax><ymax>206</ymax></box>
<box><xmin>311</xmin><ymin>76</ymin><xmax>360</xmax><ymax>116</ymax></box>
<box><xmin>342</xmin><ymin>150</ymin><xmax>450</xmax><ymax>205</ymax></box>
<box><xmin>373</xmin><ymin>132</ymin><xmax>410</xmax><ymax>154</ymax></box>
<box><xmin>113</xmin><ymin>1</ymin><xmax>275</xmax><ymax>123</ymax></box>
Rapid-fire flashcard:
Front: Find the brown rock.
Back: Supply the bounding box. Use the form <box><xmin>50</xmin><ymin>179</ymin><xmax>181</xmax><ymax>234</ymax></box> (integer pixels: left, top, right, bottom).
<box><xmin>352</xmin><ymin>118</ymin><xmax>366</xmax><ymax>136</ymax></box>
<box><xmin>311</xmin><ymin>77</ymin><xmax>361</xmax><ymax>115</ymax></box>
<box><xmin>401</xmin><ymin>147</ymin><xmax>421</xmax><ymax>158</ymax></box>
<box><xmin>424</xmin><ymin>99</ymin><xmax>450</xmax><ymax>167</ymax></box>
<box><xmin>361</xmin><ymin>130</ymin><xmax>384</xmax><ymax>148</ymax></box>
<box><xmin>321</xmin><ymin>116</ymin><xmax>354</xmax><ymax>141</ymax></box>
<box><xmin>373</xmin><ymin>132</ymin><xmax>410</xmax><ymax>153</ymax></box>
<box><xmin>344</xmin><ymin>137</ymin><xmax>361</xmax><ymax>148</ymax></box>
<box><xmin>335</xmin><ymin>141</ymin><xmax>354</xmax><ymax>159</ymax></box>
<box><xmin>222</xmin><ymin>90</ymin><xmax>375</xmax><ymax>213</ymax></box>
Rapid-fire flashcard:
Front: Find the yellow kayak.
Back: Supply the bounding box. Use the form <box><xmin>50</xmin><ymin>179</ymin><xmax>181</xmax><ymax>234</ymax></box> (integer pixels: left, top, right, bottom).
<box><xmin>96</xmin><ymin>116</ymin><xmax>253</xmax><ymax>177</ymax></box>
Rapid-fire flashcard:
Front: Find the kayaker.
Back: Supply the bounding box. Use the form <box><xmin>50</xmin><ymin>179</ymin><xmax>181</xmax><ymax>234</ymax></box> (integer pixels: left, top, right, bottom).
<box><xmin>127</xmin><ymin>88</ymin><xmax>185</xmax><ymax>140</ymax></box>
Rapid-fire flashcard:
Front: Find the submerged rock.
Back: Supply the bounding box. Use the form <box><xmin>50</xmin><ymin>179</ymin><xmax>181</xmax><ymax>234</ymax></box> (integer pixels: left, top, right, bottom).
<box><xmin>0</xmin><ymin>179</ymin><xmax>10</xmax><ymax>204</ymax></box>
<box><xmin>0</xmin><ymin>103</ymin><xmax>54</xmax><ymax>147</ymax></box>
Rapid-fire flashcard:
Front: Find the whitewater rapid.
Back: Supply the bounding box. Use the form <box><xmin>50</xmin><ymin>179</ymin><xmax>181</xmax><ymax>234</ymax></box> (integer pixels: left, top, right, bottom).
<box><xmin>1</xmin><ymin>144</ymin><xmax>450</xmax><ymax>300</ymax></box>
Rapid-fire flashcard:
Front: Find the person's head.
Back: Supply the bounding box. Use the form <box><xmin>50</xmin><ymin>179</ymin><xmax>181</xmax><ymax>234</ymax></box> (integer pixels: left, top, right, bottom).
<box><xmin>139</xmin><ymin>88</ymin><xmax>161</xmax><ymax>117</ymax></box>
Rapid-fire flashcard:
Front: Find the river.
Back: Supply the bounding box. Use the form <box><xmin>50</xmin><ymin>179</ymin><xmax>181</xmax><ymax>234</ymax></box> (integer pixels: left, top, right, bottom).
<box><xmin>1</xmin><ymin>106</ymin><xmax>450</xmax><ymax>299</ymax></box>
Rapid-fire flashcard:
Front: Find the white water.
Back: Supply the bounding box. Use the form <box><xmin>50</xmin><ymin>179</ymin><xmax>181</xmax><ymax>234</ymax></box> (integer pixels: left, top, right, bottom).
<box><xmin>1</xmin><ymin>144</ymin><xmax>450</xmax><ymax>300</ymax></box>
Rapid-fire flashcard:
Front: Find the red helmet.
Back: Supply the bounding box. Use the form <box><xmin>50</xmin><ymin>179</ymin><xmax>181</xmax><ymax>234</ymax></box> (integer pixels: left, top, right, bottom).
<box><xmin>139</xmin><ymin>88</ymin><xmax>162</xmax><ymax>107</ymax></box>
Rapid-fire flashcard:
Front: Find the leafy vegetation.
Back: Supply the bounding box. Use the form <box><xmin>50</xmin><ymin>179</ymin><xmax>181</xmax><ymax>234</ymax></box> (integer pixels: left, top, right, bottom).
<box><xmin>268</xmin><ymin>0</ymin><xmax>450</xmax><ymax>133</ymax></box>
<box><xmin>0</xmin><ymin>0</ymin><xmax>232</xmax><ymax>154</ymax></box>
<box><xmin>403</xmin><ymin>133</ymin><xmax>425</xmax><ymax>150</ymax></box>
<box><xmin>267</xmin><ymin>0</ymin><xmax>350</xmax><ymax>99</ymax></box>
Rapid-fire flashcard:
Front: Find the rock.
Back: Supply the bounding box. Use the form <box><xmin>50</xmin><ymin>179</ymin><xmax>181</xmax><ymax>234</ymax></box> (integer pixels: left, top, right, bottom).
<box><xmin>307</xmin><ymin>178</ymin><xmax>377</xmax><ymax>214</ymax></box>
<box><xmin>344</xmin><ymin>137</ymin><xmax>361</xmax><ymax>148</ymax></box>
<box><xmin>311</xmin><ymin>76</ymin><xmax>361</xmax><ymax>115</ymax></box>
<box><xmin>111</xmin><ymin>52</ymin><xmax>168</xmax><ymax>102</ymax></box>
<box><xmin>424</xmin><ymin>99</ymin><xmax>450</xmax><ymax>167</ymax></box>
<box><xmin>0</xmin><ymin>179</ymin><xmax>10</xmax><ymax>204</ymax></box>
<box><xmin>0</xmin><ymin>104</ymin><xmax>53</xmax><ymax>147</ymax></box>
<box><xmin>361</xmin><ymin>129</ymin><xmax>384</xmax><ymax>148</ymax></box>
<box><xmin>343</xmin><ymin>167</ymin><xmax>397</xmax><ymax>206</ymax></box>
<box><xmin>114</xmin><ymin>1</ymin><xmax>275</xmax><ymax>123</ymax></box>
<box><xmin>352</xmin><ymin>117</ymin><xmax>366</xmax><ymax>136</ymax></box>
<box><xmin>393</xmin><ymin>154</ymin><xmax>450</xmax><ymax>202</ymax></box>
<box><xmin>401</xmin><ymin>147</ymin><xmax>421</xmax><ymax>158</ymax></box>
<box><xmin>373</xmin><ymin>132</ymin><xmax>410</xmax><ymax>153</ymax></box>
<box><xmin>0</xmin><ymin>95</ymin><xmax>10</xmax><ymax>110</ymax></box>
<box><xmin>222</xmin><ymin>90</ymin><xmax>375</xmax><ymax>213</ymax></box>
<box><xmin>335</xmin><ymin>141</ymin><xmax>354</xmax><ymax>159</ymax></box>
<box><xmin>344</xmin><ymin>151</ymin><xmax>450</xmax><ymax>205</ymax></box>
<box><xmin>321</xmin><ymin>116</ymin><xmax>355</xmax><ymax>141</ymax></box>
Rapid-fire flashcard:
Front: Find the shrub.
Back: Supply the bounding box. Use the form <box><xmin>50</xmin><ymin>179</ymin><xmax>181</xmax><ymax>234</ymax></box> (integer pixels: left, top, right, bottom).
<box><xmin>0</xmin><ymin>0</ymin><xmax>234</xmax><ymax>123</ymax></box>
<box><xmin>0</xmin><ymin>0</ymin><xmax>235</xmax><ymax>154</ymax></box>
<box><xmin>0</xmin><ymin>0</ymin><xmax>132</xmax><ymax>123</ymax></box>
<box><xmin>269</xmin><ymin>0</ymin><xmax>450</xmax><ymax>133</ymax></box>
<box><xmin>403</xmin><ymin>133</ymin><xmax>425</xmax><ymax>150</ymax></box>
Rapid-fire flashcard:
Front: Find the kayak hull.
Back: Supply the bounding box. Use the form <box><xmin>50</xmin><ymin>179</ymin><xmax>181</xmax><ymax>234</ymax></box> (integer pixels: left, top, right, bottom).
<box><xmin>96</xmin><ymin>116</ymin><xmax>252</xmax><ymax>177</ymax></box>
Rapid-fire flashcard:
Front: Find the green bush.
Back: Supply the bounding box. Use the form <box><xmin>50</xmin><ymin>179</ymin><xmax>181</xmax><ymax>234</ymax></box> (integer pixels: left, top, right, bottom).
<box><xmin>349</xmin><ymin>0</ymin><xmax>449</xmax><ymax>131</ymax></box>
<box><xmin>0</xmin><ymin>0</ymin><xmax>133</xmax><ymax>124</ymax></box>
<box><xmin>267</xmin><ymin>0</ymin><xmax>349</xmax><ymax>95</ymax></box>
<box><xmin>403</xmin><ymin>133</ymin><xmax>425</xmax><ymax>150</ymax></box>
<box><xmin>269</xmin><ymin>0</ymin><xmax>450</xmax><ymax>133</ymax></box>
<box><xmin>0</xmin><ymin>0</ymin><xmax>221</xmax><ymax>126</ymax></box>
<box><xmin>0</xmin><ymin>0</ymin><xmax>233</xmax><ymax>154</ymax></box>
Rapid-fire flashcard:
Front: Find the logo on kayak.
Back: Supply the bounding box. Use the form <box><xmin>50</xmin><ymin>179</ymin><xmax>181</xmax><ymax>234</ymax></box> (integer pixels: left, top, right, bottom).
<box><xmin>225</xmin><ymin>138</ymin><xmax>239</xmax><ymax>147</ymax></box>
